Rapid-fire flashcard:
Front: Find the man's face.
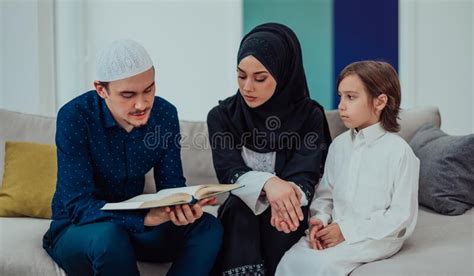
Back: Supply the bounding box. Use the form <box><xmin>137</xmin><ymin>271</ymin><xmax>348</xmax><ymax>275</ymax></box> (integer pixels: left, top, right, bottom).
<box><xmin>96</xmin><ymin>68</ymin><xmax>156</xmax><ymax>132</ymax></box>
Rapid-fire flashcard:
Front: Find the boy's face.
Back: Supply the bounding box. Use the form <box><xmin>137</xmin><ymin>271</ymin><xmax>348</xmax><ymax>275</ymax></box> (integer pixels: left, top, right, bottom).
<box><xmin>337</xmin><ymin>74</ymin><xmax>380</xmax><ymax>131</ymax></box>
<box><xmin>95</xmin><ymin>68</ymin><xmax>156</xmax><ymax>132</ymax></box>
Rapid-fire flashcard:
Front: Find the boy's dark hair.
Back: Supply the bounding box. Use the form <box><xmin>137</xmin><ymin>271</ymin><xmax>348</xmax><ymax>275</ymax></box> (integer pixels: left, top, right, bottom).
<box><xmin>336</xmin><ymin>60</ymin><xmax>401</xmax><ymax>132</ymax></box>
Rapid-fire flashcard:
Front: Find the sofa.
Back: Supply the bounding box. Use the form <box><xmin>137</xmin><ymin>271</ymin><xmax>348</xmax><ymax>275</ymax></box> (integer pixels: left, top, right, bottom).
<box><xmin>0</xmin><ymin>106</ymin><xmax>472</xmax><ymax>276</ymax></box>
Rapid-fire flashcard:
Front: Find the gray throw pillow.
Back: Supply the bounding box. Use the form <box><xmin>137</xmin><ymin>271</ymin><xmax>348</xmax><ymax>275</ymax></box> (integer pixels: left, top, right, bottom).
<box><xmin>410</xmin><ymin>124</ymin><xmax>474</xmax><ymax>215</ymax></box>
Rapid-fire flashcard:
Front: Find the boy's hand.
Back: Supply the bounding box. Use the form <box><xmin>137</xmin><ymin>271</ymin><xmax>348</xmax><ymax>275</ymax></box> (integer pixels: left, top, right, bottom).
<box><xmin>308</xmin><ymin>218</ymin><xmax>324</xmax><ymax>250</ymax></box>
<box><xmin>315</xmin><ymin>222</ymin><xmax>345</xmax><ymax>248</ymax></box>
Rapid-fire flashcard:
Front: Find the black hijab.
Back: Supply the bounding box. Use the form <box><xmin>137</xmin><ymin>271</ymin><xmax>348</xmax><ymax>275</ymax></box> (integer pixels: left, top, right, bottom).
<box><xmin>216</xmin><ymin>23</ymin><xmax>331</xmax><ymax>159</ymax></box>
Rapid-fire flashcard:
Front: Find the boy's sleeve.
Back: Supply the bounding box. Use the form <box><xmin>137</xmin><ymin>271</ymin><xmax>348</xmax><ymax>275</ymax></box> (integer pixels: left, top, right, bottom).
<box><xmin>338</xmin><ymin>148</ymin><xmax>420</xmax><ymax>244</ymax></box>
<box><xmin>309</xmin><ymin>143</ymin><xmax>336</xmax><ymax>227</ymax></box>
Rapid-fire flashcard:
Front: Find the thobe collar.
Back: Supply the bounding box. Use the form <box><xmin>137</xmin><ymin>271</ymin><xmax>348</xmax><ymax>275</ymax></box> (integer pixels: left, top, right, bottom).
<box><xmin>350</xmin><ymin>122</ymin><xmax>386</xmax><ymax>147</ymax></box>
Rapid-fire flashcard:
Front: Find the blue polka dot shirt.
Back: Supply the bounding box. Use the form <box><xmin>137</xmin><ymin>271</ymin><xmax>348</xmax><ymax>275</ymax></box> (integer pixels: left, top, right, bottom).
<box><xmin>48</xmin><ymin>91</ymin><xmax>186</xmax><ymax>239</ymax></box>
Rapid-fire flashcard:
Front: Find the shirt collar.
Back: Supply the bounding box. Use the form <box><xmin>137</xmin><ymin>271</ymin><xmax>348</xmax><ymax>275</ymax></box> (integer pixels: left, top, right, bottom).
<box><xmin>100</xmin><ymin>96</ymin><xmax>159</xmax><ymax>136</ymax></box>
<box><xmin>100</xmin><ymin>98</ymin><xmax>117</xmax><ymax>128</ymax></box>
<box><xmin>351</xmin><ymin>122</ymin><xmax>386</xmax><ymax>146</ymax></box>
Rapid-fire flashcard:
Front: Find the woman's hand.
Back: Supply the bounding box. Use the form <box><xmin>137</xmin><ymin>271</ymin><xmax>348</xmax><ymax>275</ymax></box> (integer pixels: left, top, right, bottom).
<box><xmin>264</xmin><ymin>177</ymin><xmax>304</xmax><ymax>231</ymax></box>
<box><xmin>271</xmin><ymin>206</ymin><xmax>292</xmax><ymax>233</ymax></box>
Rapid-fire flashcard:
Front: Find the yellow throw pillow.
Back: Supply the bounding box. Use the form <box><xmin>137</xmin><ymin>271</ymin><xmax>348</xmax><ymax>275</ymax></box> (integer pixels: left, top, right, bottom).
<box><xmin>0</xmin><ymin>141</ymin><xmax>57</xmax><ymax>218</ymax></box>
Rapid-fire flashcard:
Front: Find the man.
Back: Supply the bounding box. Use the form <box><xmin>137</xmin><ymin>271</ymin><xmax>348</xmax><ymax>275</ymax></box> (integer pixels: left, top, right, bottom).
<box><xmin>43</xmin><ymin>39</ymin><xmax>222</xmax><ymax>276</ymax></box>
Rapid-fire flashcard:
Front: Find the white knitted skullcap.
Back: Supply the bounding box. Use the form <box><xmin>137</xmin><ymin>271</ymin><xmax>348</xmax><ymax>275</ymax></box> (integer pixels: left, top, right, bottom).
<box><xmin>96</xmin><ymin>39</ymin><xmax>153</xmax><ymax>82</ymax></box>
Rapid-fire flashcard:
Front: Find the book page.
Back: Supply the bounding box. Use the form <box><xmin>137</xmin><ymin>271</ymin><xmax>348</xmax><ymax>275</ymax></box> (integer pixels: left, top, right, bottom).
<box><xmin>101</xmin><ymin>184</ymin><xmax>243</xmax><ymax>210</ymax></box>
<box><xmin>195</xmin><ymin>184</ymin><xmax>243</xmax><ymax>199</ymax></box>
<box><xmin>122</xmin><ymin>185</ymin><xmax>203</xmax><ymax>203</ymax></box>
<box><xmin>101</xmin><ymin>201</ymin><xmax>143</xmax><ymax>210</ymax></box>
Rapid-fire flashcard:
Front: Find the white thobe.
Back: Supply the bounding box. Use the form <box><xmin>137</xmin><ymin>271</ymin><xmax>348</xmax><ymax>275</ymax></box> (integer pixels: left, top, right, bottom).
<box><xmin>231</xmin><ymin>146</ymin><xmax>308</xmax><ymax>215</ymax></box>
<box><xmin>277</xmin><ymin>123</ymin><xmax>420</xmax><ymax>276</ymax></box>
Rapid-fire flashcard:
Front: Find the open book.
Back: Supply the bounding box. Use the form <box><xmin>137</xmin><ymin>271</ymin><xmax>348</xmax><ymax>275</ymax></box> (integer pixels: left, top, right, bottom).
<box><xmin>101</xmin><ymin>184</ymin><xmax>242</xmax><ymax>210</ymax></box>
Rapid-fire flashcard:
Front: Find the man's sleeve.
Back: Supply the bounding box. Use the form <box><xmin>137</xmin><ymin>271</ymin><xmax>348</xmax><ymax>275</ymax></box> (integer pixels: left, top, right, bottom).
<box><xmin>55</xmin><ymin>108</ymin><xmax>146</xmax><ymax>233</ymax></box>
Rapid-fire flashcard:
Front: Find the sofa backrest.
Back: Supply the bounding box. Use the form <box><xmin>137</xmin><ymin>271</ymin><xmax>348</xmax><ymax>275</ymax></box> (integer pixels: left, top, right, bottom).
<box><xmin>324</xmin><ymin>106</ymin><xmax>441</xmax><ymax>141</ymax></box>
<box><xmin>0</xmin><ymin>106</ymin><xmax>441</xmax><ymax>192</ymax></box>
<box><xmin>0</xmin><ymin>109</ymin><xmax>57</xmax><ymax>190</ymax></box>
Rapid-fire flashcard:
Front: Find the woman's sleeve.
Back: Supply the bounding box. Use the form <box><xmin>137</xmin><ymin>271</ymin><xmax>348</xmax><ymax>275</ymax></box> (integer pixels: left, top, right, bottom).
<box><xmin>280</xmin><ymin>107</ymin><xmax>326</xmax><ymax>202</ymax></box>
<box><xmin>207</xmin><ymin>107</ymin><xmax>252</xmax><ymax>184</ymax></box>
<box><xmin>207</xmin><ymin>107</ymin><xmax>274</xmax><ymax>214</ymax></box>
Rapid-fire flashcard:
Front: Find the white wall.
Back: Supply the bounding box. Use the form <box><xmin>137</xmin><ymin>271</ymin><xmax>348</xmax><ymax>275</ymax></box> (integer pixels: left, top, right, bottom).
<box><xmin>0</xmin><ymin>1</ymin><xmax>41</xmax><ymax>115</ymax></box>
<box><xmin>3</xmin><ymin>0</ymin><xmax>472</xmax><ymax>130</ymax></box>
<box><xmin>37</xmin><ymin>0</ymin><xmax>56</xmax><ymax>116</ymax></box>
<box><xmin>54</xmin><ymin>0</ymin><xmax>87</xmax><ymax>108</ymax></box>
<box><xmin>0</xmin><ymin>0</ymin><xmax>56</xmax><ymax>116</ymax></box>
<box><xmin>400</xmin><ymin>0</ymin><xmax>473</xmax><ymax>135</ymax></box>
<box><xmin>0</xmin><ymin>4</ymin><xmax>4</xmax><ymax>108</ymax></box>
<box><xmin>56</xmin><ymin>0</ymin><xmax>243</xmax><ymax>121</ymax></box>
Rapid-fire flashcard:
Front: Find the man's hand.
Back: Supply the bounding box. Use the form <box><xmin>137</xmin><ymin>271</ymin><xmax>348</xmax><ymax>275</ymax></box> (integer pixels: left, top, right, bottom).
<box><xmin>168</xmin><ymin>197</ymin><xmax>218</xmax><ymax>226</ymax></box>
<box><xmin>169</xmin><ymin>204</ymin><xmax>200</xmax><ymax>226</ymax></box>
<box><xmin>144</xmin><ymin>207</ymin><xmax>172</xmax><ymax>226</ymax></box>
<box><xmin>315</xmin><ymin>222</ymin><xmax>345</xmax><ymax>248</ymax></box>
<box><xmin>144</xmin><ymin>197</ymin><xmax>217</xmax><ymax>227</ymax></box>
<box><xmin>308</xmin><ymin>218</ymin><xmax>324</xmax><ymax>250</ymax></box>
<box><xmin>197</xmin><ymin>197</ymin><xmax>218</xmax><ymax>207</ymax></box>
<box><xmin>264</xmin><ymin>177</ymin><xmax>303</xmax><ymax>231</ymax></box>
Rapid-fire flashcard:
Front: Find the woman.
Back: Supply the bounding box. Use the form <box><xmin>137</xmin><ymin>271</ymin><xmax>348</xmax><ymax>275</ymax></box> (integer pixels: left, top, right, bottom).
<box><xmin>207</xmin><ymin>23</ymin><xmax>332</xmax><ymax>275</ymax></box>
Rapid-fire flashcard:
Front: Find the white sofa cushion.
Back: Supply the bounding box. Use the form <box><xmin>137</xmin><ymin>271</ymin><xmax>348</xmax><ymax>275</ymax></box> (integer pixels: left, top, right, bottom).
<box><xmin>324</xmin><ymin>106</ymin><xmax>441</xmax><ymax>141</ymax></box>
<box><xmin>352</xmin><ymin>207</ymin><xmax>474</xmax><ymax>276</ymax></box>
<box><xmin>0</xmin><ymin>110</ymin><xmax>56</xmax><ymax>189</ymax></box>
<box><xmin>0</xmin><ymin>207</ymin><xmax>218</xmax><ymax>276</ymax></box>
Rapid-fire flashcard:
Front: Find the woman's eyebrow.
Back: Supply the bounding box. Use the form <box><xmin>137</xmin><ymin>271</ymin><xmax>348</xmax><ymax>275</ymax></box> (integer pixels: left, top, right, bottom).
<box><xmin>338</xmin><ymin>90</ymin><xmax>359</xmax><ymax>95</ymax></box>
<box><xmin>237</xmin><ymin>67</ymin><xmax>268</xmax><ymax>75</ymax></box>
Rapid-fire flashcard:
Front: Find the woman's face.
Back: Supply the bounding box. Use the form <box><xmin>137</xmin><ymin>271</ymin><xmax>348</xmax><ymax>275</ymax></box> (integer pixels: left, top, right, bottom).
<box><xmin>237</xmin><ymin>55</ymin><xmax>277</xmax><ymax>108</ymax></box>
